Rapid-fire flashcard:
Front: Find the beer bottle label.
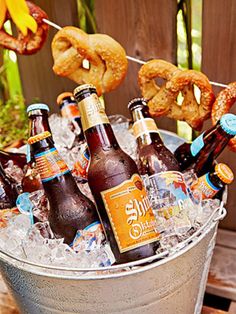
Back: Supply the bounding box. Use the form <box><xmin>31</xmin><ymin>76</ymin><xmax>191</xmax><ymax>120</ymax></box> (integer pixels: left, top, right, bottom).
<box><xmin>61</xmin><ymin>103</ymin><xmax>81</xmax><ymax>120</ymax></box>
<box><xmin>79</xmin><ymin>94</ymin><xmax>109</xmax><ymax>131</ymax></box>
<box><xmin>132</xmin><ymin>118</ymin><xmax>159</xmax><ymax>139</ymax></box>
<box><xmin>35</xmin><ymin>148</ymin><xmax>70</xmax><ymax>182</ymax></box>
<box><xmin>190</xmin><ymin>133</ymin><xmax>204</xmax><ymax>156</ymax></box>
<box><xmin>101</xmin><ymin>174</ymin><xmax>159</xmax><ymax>253</ymax></box>
<box><xmin>190</xmin><ymin>173</ymin><xmax>220</xmax><ymax>200</ymax></box>
<box><xmin>73</xmin><ymin>144</ymin><xmax>90</xmax><ymax>178</ymax></box>
<box><xmin>71</xmin><ymin>221</ymin><xmax>103</xmax><ymax>249</ymax></box>
<box><xmin>144</xmin><ymin>171</ymin><xmax>190</xmax><ymax>219</ymax></box>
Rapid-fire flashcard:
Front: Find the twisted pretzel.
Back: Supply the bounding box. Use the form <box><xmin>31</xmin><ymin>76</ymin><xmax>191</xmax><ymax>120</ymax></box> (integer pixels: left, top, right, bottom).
<box><xmin>52</xmin><ymin>26</ymin><xmax>128</xmax><ymax>96</ymax></box>
<box><xmin>0</xmin><ymin>1</ymin><xmax>49</xmax><ymax>55</ymax></box>
<box><xmin>138</xmin><ymin>60</ymin><xmax>215</xmax><ymax>130</ymax></box>
<box><xmin>211</xmin><ymin>82</ymin><xmax>236</xmax><ymax>152</ymax></box>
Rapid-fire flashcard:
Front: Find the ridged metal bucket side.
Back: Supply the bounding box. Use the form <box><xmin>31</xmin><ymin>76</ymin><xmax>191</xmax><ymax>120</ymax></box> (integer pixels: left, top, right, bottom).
<box><xmin>0</xmin><ymin>221</ymin><xmax>218</xmax><ymax>314</ymax></box>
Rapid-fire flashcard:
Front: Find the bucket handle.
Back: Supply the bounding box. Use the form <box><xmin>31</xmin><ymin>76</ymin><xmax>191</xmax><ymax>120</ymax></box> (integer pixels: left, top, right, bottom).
<box><xmin>213</xmin><ymin>202</ymin><xmax>227</xmax><ymax>222</ymax></box>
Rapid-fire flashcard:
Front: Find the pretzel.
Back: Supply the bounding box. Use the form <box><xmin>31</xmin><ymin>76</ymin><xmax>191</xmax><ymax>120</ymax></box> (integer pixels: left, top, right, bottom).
<box><xmin>0</xmin><ymin>1</ymin><xmax>49</xmax><ymax>55</ymax></box>
<box><xmin>138</xmin><ymin>60</ymin><xmax>215</xmax><ymax>130</ymax></box>
<box><xmin>138</xmin><ymin>59</ymin><xmax>181</xmax><ymax>115</ymax></box>
<box><xmin>51</xmin><ymin>26</ymin><xmax>128</xmax><ymax>96</ymax></box>
<box><xmin>211</xmin><ymin>82</ymin><xmax>236</xmax><ymax>152</ymax></box>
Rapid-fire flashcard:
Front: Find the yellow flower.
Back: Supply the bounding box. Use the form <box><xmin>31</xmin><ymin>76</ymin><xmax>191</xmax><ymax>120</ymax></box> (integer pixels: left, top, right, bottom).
<box><xmin>0</xmin><ymin>0</ymin><xmax>37</xmax><ymax>36</ymax></box>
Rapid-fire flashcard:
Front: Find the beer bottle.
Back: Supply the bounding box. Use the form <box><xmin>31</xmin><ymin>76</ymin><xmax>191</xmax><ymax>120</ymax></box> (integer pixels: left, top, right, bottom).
<box><xmin>174</xmin><ymin>113</ymin><xmax>236</xmax><ymax>176</ymax></box>
<box><xmin>74</xmin><ymin>84</ymin><xmax>159</xmax><ymax>264</ymax></box>
<box><xmin>0</xmin><ymin>150</ymin><xmax>26</xmax><ymax>170</ymax></box>
<box><xmin>128</xmin><ymin>98</ymin><xmax>179</xmax><ymax>177</ymax></box>
<box><xmin>27</xmin><ymin>103</ymin><xmax>53</xmax><ymax>142</ymax></box>
<box><xmin>0</xmin><ymin>162</ymin><xmax>18</xmax><ymax>209</ymax></box>
<box><xmin>23</xmin><ymin>104</ymin><xmax>52</xmax><ymax>192</ymax></box>
<box><xmin>190</xmin><ymin>163</ymin><xmax>234</xmax><ymax>200</ymax></box>
<box><xmin>57</xmin><ymin>93</ymin><xmax>90</xmax><ymax>180</ymax></box>
<box><xmin>28</xmin><ymin>131</ymin><xmax>101</xmax><ymax>245</ymax></box>
<box><xmin>57</xmin><ymin>92</ymin><xmax>85</xmax><ymax>142</ymax></box>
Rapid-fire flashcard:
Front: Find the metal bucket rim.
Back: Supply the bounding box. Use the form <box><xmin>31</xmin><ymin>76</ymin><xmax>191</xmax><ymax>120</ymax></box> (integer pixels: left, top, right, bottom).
<box><xmin>0</xmin><ymin>204</ymin><xmax>225</xmax><ymax>280</ymax></box>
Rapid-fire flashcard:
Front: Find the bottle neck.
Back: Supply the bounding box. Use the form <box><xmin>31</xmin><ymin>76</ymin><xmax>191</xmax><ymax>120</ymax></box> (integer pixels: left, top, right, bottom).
<box><xmin>28</xmin><ymin>111</ymin><xmax>52</xmax><ymax>137</ymax></box>
<box><xmin>60</xmin><ymin>98</ymin><xmax>81</xmax><ymax>119</ymax></box>
<box><xmin>77</xmin><ymin>93</ymin><xmax>119</xmax><ymax>153</ymax></box>
<box><xmin>191</xmin><ymin>122</ymin><xmax>234</xmax><ymax>159</ymax></box>
<box><xmin>85</xmin><ymin>124</ymin><xmax>120</xmax><ymax>154</ymax></box>
<box><xmin>130</xmin><ymin>105</ymin><xmax>163</xmax><ymax>146</ymax></box>
<box><xmin>208</xmin><ymin>172</ymin><xmax>225</xmax><ymax>189</ymax></box>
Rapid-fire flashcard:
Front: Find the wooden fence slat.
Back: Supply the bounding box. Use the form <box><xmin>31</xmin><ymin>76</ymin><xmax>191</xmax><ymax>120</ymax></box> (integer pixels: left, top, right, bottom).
<box><xmin>95</xmin><ymin>0</ymin><xmax>178</xmax><ymax>132</ymax></box>
<box><xmin>17</xmin><ymin>0</ymin><xmax>79</xmax><ymax>113</ymax></box>
<box><xmin>202</xmin><ymin>0</ymin><xmax>236</xmax><ymax>231</ymax></box>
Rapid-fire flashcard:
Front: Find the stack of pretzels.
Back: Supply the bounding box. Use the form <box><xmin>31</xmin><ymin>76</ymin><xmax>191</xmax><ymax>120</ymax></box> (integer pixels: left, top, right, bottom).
<box><xmin>138</xmin><ymin>59</ymin><xmax>215</xmax><ymax>131</ymax></box>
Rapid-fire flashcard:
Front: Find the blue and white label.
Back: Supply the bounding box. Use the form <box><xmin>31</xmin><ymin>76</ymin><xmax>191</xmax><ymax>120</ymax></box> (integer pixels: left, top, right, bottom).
<box><xmin>190</xmin><ymin>133</ymin><xmax>204</xmax><ymax>157</ymax></box>
<box><xmin>71</xmin><ymin>221</ymin><xmax>103</xmax><ymax>252</ymax></box>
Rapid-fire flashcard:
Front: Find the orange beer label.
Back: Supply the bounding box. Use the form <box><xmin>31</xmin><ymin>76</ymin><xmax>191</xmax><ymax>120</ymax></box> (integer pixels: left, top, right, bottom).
<box><xmin>133</xmin><ymin>118</ymin><xmax>159</xmax><ymax>138</ymax></box>
<box><xmin>35</xmin><ymin>148</ymin><xmax>70</xmax><ymax>182</ymax></box>
<box><xmin>101</xmin><ymin>174</ymin><xmax>159</xmax><ymax>253</ymax></box>
<box><xmin>61</xmin><ymin>103</ymin><xmax>81</xmax><ymax>119</ymax></box>
<box><xmin>191</xmin><ymin>174</ymin><xmax>220</xmax><ymax>200</ymax></box>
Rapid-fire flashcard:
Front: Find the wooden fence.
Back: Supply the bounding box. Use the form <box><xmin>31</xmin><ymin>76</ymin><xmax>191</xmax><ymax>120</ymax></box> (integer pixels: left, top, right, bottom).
<box><xmin>16</xmin><ymin>0</ymin><xmax>236</xmax><ymax>231</ymax></box>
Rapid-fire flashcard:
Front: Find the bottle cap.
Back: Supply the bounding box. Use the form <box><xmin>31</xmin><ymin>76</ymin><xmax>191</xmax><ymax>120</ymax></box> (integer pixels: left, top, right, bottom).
<box><xmin>73</xmin><ymin>84</ymin><xmax>97</xmax><ymax>98</ymax></box>
<box><xmin>56</xmin><ymin>92</ymin><xmax>74</xmax><ymax>105</ymax></box>
<box><xmin>219</xmin><ymin>113</ymin><xmax>236</xmax><ymax>135</ymax></box>
<box><xmin>28</xmin><ymin>131</ymin><xmax>51</xmax><ymax>144</ymax></box>
<box><xmin>215</xmin><ymin>163</ymin><xmax>234</xmax><ymax>184</ymax></box>
<box><xmin>27</xmin><ymin>103</ymin><xmax>50</xmax><ymax>113</ymax></box>
<box><xmin>128</xmin><ymin>98</ymin><xmax>147</xmax><ymax>110</ymax></box>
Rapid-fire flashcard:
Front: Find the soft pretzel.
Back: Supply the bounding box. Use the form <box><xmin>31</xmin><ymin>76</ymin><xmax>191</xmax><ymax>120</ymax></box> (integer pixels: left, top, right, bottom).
<box><xmin>211</xmin><ymin>82</ymin><xmax>236</xmax><ymax>152</ymax></box>
<box><xmin>138</xmin><ymin>59</ymin><xmax>181</xmax><ymax>115</ymax></box>
<box><xmin>52</xmin><ymin>26</ymin><xmax>128</xmax><ymax>96</ymax></box>
<box><xmin>138</xmin><ymin>60</ymin><xmax>215</xmax><ymax>130</ymax></box>
<box><xmin>0</xmin><ymin>1</ymin><xmax>49</xmax><ymax>55</ymax></box>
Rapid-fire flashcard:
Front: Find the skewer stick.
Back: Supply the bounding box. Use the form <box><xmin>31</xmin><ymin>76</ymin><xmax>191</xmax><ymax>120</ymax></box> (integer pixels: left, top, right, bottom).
<box><xmin>42</xmin><ymin>18</ymin><xmax>228</xmax><ymax>89</ymax></box>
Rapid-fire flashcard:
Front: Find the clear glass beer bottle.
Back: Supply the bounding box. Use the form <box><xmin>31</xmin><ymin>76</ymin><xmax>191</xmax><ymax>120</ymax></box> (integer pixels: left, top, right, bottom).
<box><xmin>28</xmin><ymin>131</ymin><xmax>101</xmax><ymax>245</ymax></box>
<box><xmin>74</xmin><ymin>84</ymin><xmax>159</xmax><ymax>264</ymax></box>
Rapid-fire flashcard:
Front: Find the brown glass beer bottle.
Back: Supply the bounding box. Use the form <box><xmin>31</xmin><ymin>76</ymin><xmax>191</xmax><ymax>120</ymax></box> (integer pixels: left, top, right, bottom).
<box><xmin>28</xmin><ymin>131</ymin><xmax>101</xmax><ymax>244</ymax></box>
<box><xmin>23</xmin><ymin>104</ymin><xmax>52</xmax><ymax>192</ymax></box>
<box><xmin>174</xmin><ymin>113</ymin><xmax>236</xmax><ymax>176</ymax></box>
<box><xmin>0</xmin><ymin>150</ymin><xmax>26</xmax><ymax>170</ymax></box>
<box><xmin>0</xmin><ymin>162</ymin><xmax>18</xmax><ymax>209</ymax></box>
<box><xmin>57</xmin><ymin>92</ymin><xmax>85</xmax><ymax>142</ymax></box>
<box><xmin>74</xmin><ymin>84</ymin><xmax>159</xmax><ymax>264</ymax></box>
<box><xmin>128</xmin><ymin>98</ymin><xmax>179</xmax><ymax>177</ymax></box>
<box><xmin>190</xmin><ymin>163</ymin><xmax>234</xmax><ymax>200</ymax></box>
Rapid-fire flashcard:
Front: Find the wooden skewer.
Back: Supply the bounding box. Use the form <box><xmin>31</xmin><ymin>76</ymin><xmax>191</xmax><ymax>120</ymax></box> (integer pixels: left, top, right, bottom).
<box><xmin>43</xmin><ymin>18</ymin><xmax>228</xmax><ymax>89</ymax></box>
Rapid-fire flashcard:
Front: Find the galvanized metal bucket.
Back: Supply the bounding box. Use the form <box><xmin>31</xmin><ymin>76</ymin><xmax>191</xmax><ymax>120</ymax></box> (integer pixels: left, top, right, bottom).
<box><xmin>0</xmin><ymin>204</ymin><xmax>226</xmax><ymax>314</ymax></box>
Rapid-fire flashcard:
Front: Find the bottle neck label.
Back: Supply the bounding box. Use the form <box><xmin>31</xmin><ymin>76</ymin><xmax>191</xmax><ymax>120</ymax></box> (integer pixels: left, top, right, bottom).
<box><xmin>101</xmin><ymin>173</ymin><xmax>159</xmax><ymax>253</ymax></box>
<box><xmin>61</xmin><ymin>103</ymin><xmax>81</xmax><ymax>120</ymax></box>
<box><xmin>190</xmin><ymin>132</ymin><xmax>204</xmax><ymax>157</ymax></box>
<box><xmin>132</xmin><ymin>118</ymin><xmax>159</xmax><ymax>139</ymax></box>
<box><xmin>190</xmin><ymin>173</ymin><xmax>220</xmax><ymax>200</ymax></box>
<box><xmin>35</xmin><ymin>148</ymin><xmax>70</xmax><ymax>182</ymax></box>
<box><xmin>78</xmin><ymin>94</ymin><xmax>109</xmax><ymax>131</ymax></box>
<box><xmin>144</xmin><ymin>171</ymin><xmax>190</xmax><ymax>219</ymax></box>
